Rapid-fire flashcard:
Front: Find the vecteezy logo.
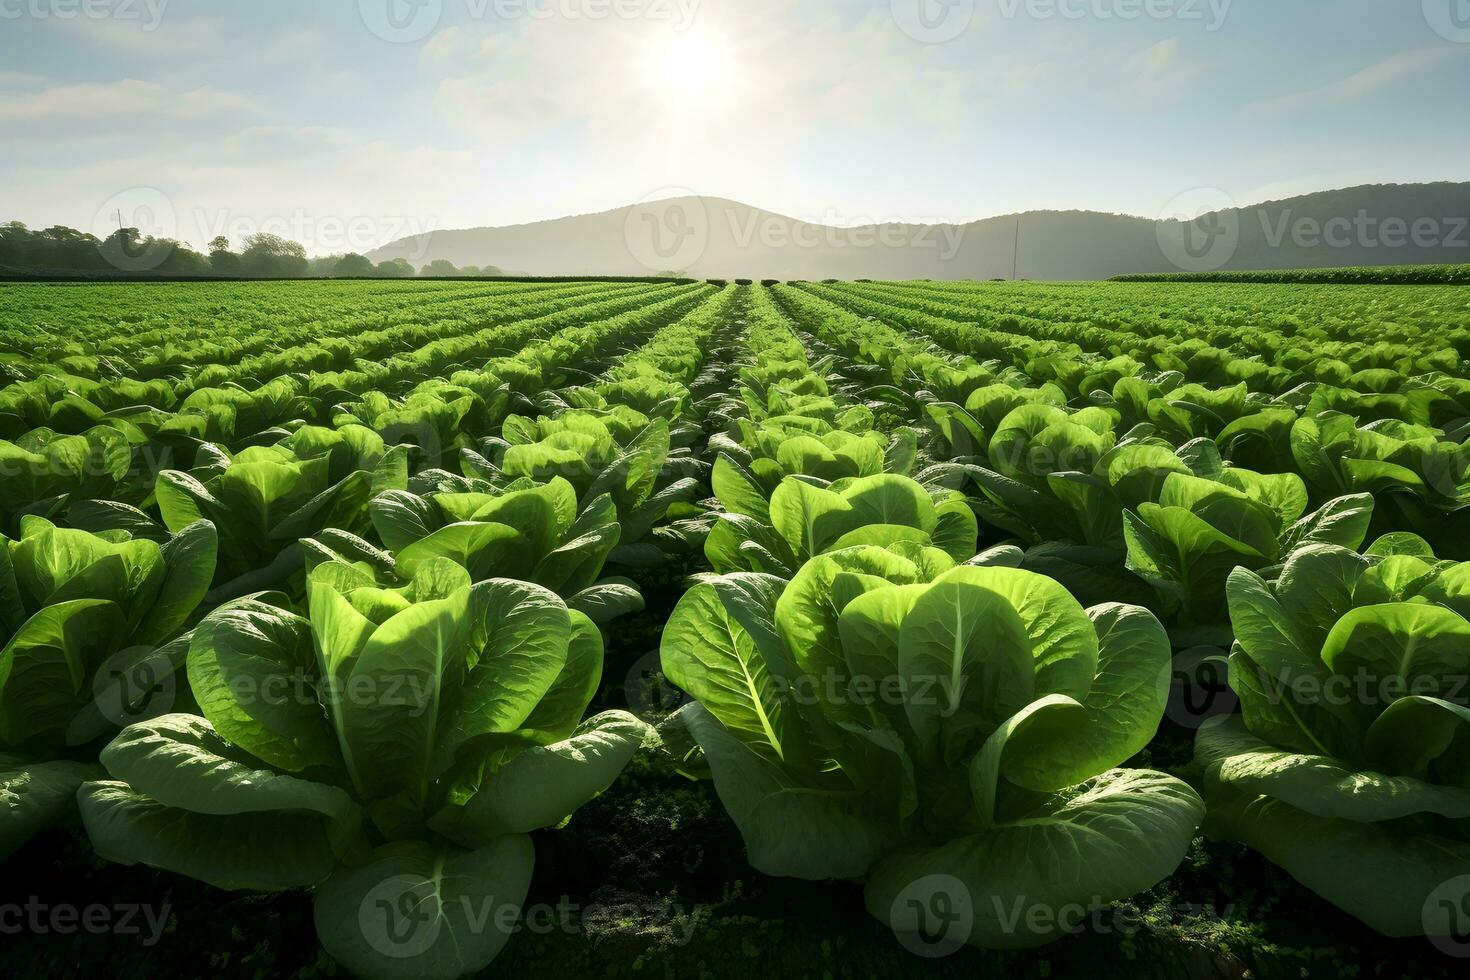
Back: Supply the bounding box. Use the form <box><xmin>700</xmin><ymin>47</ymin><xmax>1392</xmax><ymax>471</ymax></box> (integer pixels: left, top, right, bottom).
<box><xmin>92</xmin><ymin>187</ymin><xmax>178</xmax><ymax>273</ymax></box>
<box><xmin>361</xmin><ymin>875</ymin><xmax>442</xmax><ymax>959</ymax></box>
<box><xmin>1164</xmin><ymin>647</ymin><xmax>1239</xmax><ymax>730</ymax></box>
<box><xmin>624</xmin><ymin>650</ymin><xmax>691</xmax><ymax>722</ymax></box>
<box><xmin>1424</xmin><ymin>0</ymin><xmax>1470</xmax><ymax>43</ymax></box>
<box><xmin>891</xmin><ymin>0</ymin><xmax>976</xmax><ymax>43</ymax></box>
<box><xmin>1422</xmin><ymin>416</ymin><xmax>1470</xmax><ymax>501</ymax></box>
<box><xmin>89</xmin><ymin>645</ymin><xmax>179</xmax><ymax>730</ymax></box>
<box><xmin>890</xmin><ymin>874</ymin><xmax>972</xmax><ymax>957</ymax></box>
<box><xmin>623</xmin><ymin>188</ymin><xmax>710</xmax><ymax>275</ymax></box>
<box><xmin>1156</xmin><ymin>187</ymin><xmax>1240</xmax><ymax>273</ymax></box>
<box><xmin>379</xmin><ymin>417</ymin><xmax>444</xmax><ymax>468</ymax></box>
<box><xmin>1424</xmin><ymin>875</ymin><xmax>1470</xmax><ymax>957</ymax></box>
<box><xmin>360</xmin><ymin>0</ymin><xmax>443</xmax><ymax>44</ymax></box>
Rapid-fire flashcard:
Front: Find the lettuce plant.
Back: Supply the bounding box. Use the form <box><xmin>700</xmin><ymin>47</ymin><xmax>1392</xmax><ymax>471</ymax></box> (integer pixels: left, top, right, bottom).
<box><xmin>1</xmin><ymin>753</ymin><xmax>100</xmax><ymax>861</ymax></box>
<box><xmin>161</xmin><ymin>377</ymin><xmax>317</xmax><ymax>447</ymax></box>
<box><xmin>711</xmin><ymin>424</ymin><xmax>893</xmax><ymax>502</ymax></box>
<box><xmin>368</xmin><ymin>476</ymin><xmax>640</xmax><ymax>623</ymax></box>
<box><xmin>473</xmin><ymin>409</ymin><xmax>703</xmax><ymax>561</ymax></box>
<box><xmin>661</xmin><ymin>543</ymin><xmax>1202</xmax><ymax>949</ymax></box>
<box><xmin>334</xmin><ymin>383</ymin><xmax>493</xmax><ymax>471</ymax></box>
<box><xmin>1145</xmin><ymin>381</ymin><xmax>1254</xmax><ymax>442</ymax></box>
<box><xmin>541</xmin><ymin>380</ymin><xmax>700</xmax><ymax>430</ymax></box>
<box><xmin>592</xmin><ymin>372</ymin><xmax>696</xmax><ymax>419</ymax></box>
<box><xmin>963</xmin><ymin>428</ymin><xmax>1374</xmax><ymax>632</ymax></box>
<box><xmin>961</xmin><ymin>414</ymin><xmax>1172</xmax><ymax>544</ymax></box>
<box><xmin>80</xmin><ymin>557</ymin><xmax>645</xmax><ymax>980</ymax></box>
<box><xmin>1293</xmin><ymin>412</ymin><xmax>1470</xmax><ymax>555</ymax></box>
<box><xmin>705</xmin><ymin>473</ymin><xmax>978</xmax><ymax>577</ymax></box>
<box><xmin>0</xmin><ymin>425</ymin><xmax>133</xmax><ymax>534</ymax></box>
<box><xmin>0</xmin><ymin>372</ymin><xmax>172</xmax><ymax>434</ymax></box>
<box><xmin>1122</xmin><ymin>466</ymin><xmax>1373</xmax><ymax>630</ymax></box>
<box><xmin>966</xmin><ymin>420</ymin><xmax>1369</xmax><ymax>553</ymax></box>
<box><xmin>155</xmin><ymin>425</ymin><xmax>405</xmax><ymax>586</ymax></box>
<box><xmin>0</xmin><ymin>515</ymin><xmax>217</xmax><ymax>858</ymax></box>
<box><xmin>923</xmin><ymin>384</ymin><xmax>1070</xmax><ymax>459</ymax></box>
<box><xmin>1195</xmin><ymin>537</ymin><xmax>1470</xmax><ymax>936</ymax></box>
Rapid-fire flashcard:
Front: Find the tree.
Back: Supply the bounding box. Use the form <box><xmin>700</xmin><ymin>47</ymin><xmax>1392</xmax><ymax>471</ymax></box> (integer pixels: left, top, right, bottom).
<box><xmin>240</xmin><ymin>233</ymin><xmax>308</xmax><ymax>278</ymax></box>
<box><xmin>0</xmin><ymin>222</ymin><xmax>35</xmax><ymax>271</ymax></box>
<box><xmin>0</xmin><ymin>220</ymin><xmax>206</xmax><ymax>277</ymax></box>
<box><xmin>420</xmin><ymin>259</ymin><xmax>460</xmax><ymax>277</ymax></box>
<box><xmin>44</xmin><ymin>225</ymin><xmax>107</xmax><ymax>273</ymax></box>
<box><xmin>208</xmin><ymin>235</ymin><xmax>243</xmax><ymax>277</ymax></box>
<box><xmin>335</xmin><ymin>253</ymin><xmax>375</xmax><ymax>278</ymax></box>
<box><xmin>375</xmin><ymin>258</ymin><xmax>413</xmax><ymax>278</ymax></box>
<box><xmin>306</xmin><ymin>255</ymin><xmax>342</xmax><ymax>277</ymax></box>
<box><xmin>154</xmin><ymin>239</ymin><xmax>211</xmax><ymax>276</ymax></box>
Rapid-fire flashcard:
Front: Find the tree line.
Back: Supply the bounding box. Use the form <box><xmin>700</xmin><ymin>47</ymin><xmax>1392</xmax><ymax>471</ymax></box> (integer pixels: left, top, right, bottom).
<box><xmin>0</xmin><ymin>222</ymin><xmax>501</xmax><ymax>279</ymax></box>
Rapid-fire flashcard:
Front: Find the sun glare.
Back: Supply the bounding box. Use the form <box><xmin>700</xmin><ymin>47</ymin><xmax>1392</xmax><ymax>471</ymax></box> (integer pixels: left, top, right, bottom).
<box><xmin>643</xmin><ymin>33</ymin><xmax>732</xmax><ymax>103</ymax></box>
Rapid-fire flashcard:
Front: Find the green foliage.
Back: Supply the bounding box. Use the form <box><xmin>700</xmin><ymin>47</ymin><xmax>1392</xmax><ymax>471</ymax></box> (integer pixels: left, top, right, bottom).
<box><xmin>155</xmin><ymin>428</ymin><xmax>398</xmax><ymax>585</ymax></box>
<box><xmin>0</xmin><ymin>515</ymin><xmax>217</xmax><ymax>857</ymax></box>
<box><xmin>663</xmin><ymin>545</ymin><xmax>1203</xmax><ymax>949</ymax></box>
<box><xmin>81</xmin><ymin>558</ymin><xmax>646</xmax><ymax>980</ymax></box>
<box><xmin>2</xmin><ymin>275</ymin><xmax>1470</xmax><ymax>972</ymax></box>
<box><xmin>1111</xmin><ymin>263</ymin><xmax>1470</xmax><ymax>285</ymax></box>
<box><xmin>1193</xmin><ymin>537</ymin><xmax>1470</xmax><ymax>936</ymax></box>
<box><xmin>367</xmin><ymin>476</ymin><xmax>639</xmax><ymax>622</ymax></box>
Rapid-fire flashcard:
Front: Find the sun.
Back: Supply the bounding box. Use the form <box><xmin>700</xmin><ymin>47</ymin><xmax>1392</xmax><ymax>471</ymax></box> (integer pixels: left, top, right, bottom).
<box><xmin>642</xmin><ymin>32</ymin><xmax>732</xmax><ymax>102</ymax></box>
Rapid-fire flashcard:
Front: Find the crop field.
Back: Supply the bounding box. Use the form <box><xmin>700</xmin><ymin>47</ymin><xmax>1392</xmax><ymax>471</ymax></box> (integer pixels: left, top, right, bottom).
<box><xmin>2</xmin><ymin>277</ymin><xmax>1470</xmax><ymax>980</ymax></box>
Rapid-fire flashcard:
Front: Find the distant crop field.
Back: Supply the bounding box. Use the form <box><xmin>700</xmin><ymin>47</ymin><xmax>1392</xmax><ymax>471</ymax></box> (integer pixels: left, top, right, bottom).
<box><xmin>1110</xmin><ymin>262</ymin><xmax>1470</xmax><ymax>284</ymax></box>
<box><xmin>3</xmin><ymin>278</ymin><xmax>1470</xmax><ymax>979</ymax></box>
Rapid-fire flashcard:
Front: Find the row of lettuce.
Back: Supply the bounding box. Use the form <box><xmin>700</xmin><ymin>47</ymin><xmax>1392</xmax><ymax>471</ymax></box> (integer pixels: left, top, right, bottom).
<box><xmin>0</xmin><ymin>281</ymin><xmax>1467</xmax><ymax>976</ymax></box>
<box><xmin>2</xmin><ymin>284</ymin><xmax>740</xmax><ymax>979</ymax></box>
<box><xmin>841</xmin><ymin>277</ymin><xmax>1470</xmax><ymax>379</ymax></box>
<box><xmin>1109</xmin><ymin>263</ymin><xmax>1470</xmax><ymax>285</ymax></box>
<box><xmin>668</xmin><ymin>285</ymin><xmax>1470</xmax><ymax>950</ymax></box>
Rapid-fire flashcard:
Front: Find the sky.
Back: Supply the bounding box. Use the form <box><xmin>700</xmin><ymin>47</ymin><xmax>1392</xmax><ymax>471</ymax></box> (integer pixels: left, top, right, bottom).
<box><xmin>1</xmin><ymin>0</ymin><xmax>1467</xmax><ymax>255</ymax></box>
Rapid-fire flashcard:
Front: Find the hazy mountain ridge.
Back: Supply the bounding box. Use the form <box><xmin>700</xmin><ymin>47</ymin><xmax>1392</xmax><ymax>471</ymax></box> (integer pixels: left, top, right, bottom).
<box><xmin>368</xmin><ymin>182</ymin><xmax>1470</xmax><ymax>281</ymax></box>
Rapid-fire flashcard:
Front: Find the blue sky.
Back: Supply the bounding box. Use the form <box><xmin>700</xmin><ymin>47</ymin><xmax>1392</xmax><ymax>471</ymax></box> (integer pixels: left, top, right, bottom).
<box><xmin>1</xmin><ymin>0</ymin><xmax>1466</xmax><ymax>254</ymax></box>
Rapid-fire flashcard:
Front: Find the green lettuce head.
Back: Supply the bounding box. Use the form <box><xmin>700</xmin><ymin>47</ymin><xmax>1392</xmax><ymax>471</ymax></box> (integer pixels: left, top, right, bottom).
<box><xmin>0</xmin><ymin>515</ymin><xmax>217</xmax><ymax>859</ymax></box>
<box><xmin>155</xmin><ymin>426</ymin><xmax>402</xmax><ymax>584</ymax></box>
<box><xmin>368</xmin><ymin>476</ymin><xmax>639</xmax><ymax>624</ymax></box>
<box><xmin>705</xmin><ymin>472</ymin><xmax>979</xmax><ymax>578</ymax></box>
<box><xmin>661</xmin><ymin>543</ymin><xmax>1202</xmax><ymax>950</ymax></box>
<box><xmin>486</xmin><ymin>409</ymin><xmax>702</xmax><ymax>554</ymax></box>
<box><xmin>1196</xmin><ymin>535</ymin><xmax>1470</xmax><ymax>937</ymax></box>
<box><xmin>0</xmin><ymin>425</ymin><xmax>132</xmax><ymax>534</ymax></box>
<box><xmin>79</xmin><ymin>557</ymin><xmax>646</xmax><ymax>980</ymax></box>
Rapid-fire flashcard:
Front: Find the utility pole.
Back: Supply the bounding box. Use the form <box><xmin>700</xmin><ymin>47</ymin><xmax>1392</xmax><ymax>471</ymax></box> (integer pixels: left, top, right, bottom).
<box><xmin>1011</xmin><ymin>217</ymin><xmax>1020</xmax><ymax>280</ymax></box>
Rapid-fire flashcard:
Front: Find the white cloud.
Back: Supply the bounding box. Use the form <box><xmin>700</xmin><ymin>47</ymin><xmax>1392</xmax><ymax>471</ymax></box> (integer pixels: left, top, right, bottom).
<box><xmin>45</xmin><ymin>14</ymin><xmax>333</xmax><ymax>69</ymax></box>
<box><xmin>0</xmin><ymin>71</ymin><xmax>46</xmax><ymax>88</ymax></box>
<box><xmin>1128</xmin><ymin>38</ymin><xmax>1210</xmax><ymax>101</ymax></box>
<box><xmin>421</xmin><ymin>25</ymin><xmax>467</xmax><ymax>65</ymax></box>
<box><xmin>1245</xmin><ymin>46</ymin><xmax>1463</xmax><ymax>116</ymax></box>
<box><xmin>3</xmin><ymin>122</ymin><xmax>480</xmax><ymax>255</ymax></box>
<box><xmin>4</xmin><ymin>3</ymin><xmax>1465</xmax><ymax>251</ymax></box>
<box><xmin>43</xmin><ymin>12</ymin><xmax>226</xmax><ymax>54</ymax></box>
<box><xmin>0</xmin><ymin>78</ymin><xmax>259</xmax><ymax>123</ymax></box>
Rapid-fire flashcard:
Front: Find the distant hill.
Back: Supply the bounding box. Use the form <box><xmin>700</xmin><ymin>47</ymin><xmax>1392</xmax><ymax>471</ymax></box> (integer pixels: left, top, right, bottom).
<box><xmin>368</xmin><ymin>182</ymin><xmax>1470</xmax><ymax>281</ymax></box>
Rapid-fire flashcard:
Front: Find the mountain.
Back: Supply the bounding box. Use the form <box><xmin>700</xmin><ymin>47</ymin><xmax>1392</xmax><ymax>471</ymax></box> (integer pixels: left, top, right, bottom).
<box><xmin>367</xmin><ymin>182</ymin><xmax>1470</xmax><ymax>281</ymax></box>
